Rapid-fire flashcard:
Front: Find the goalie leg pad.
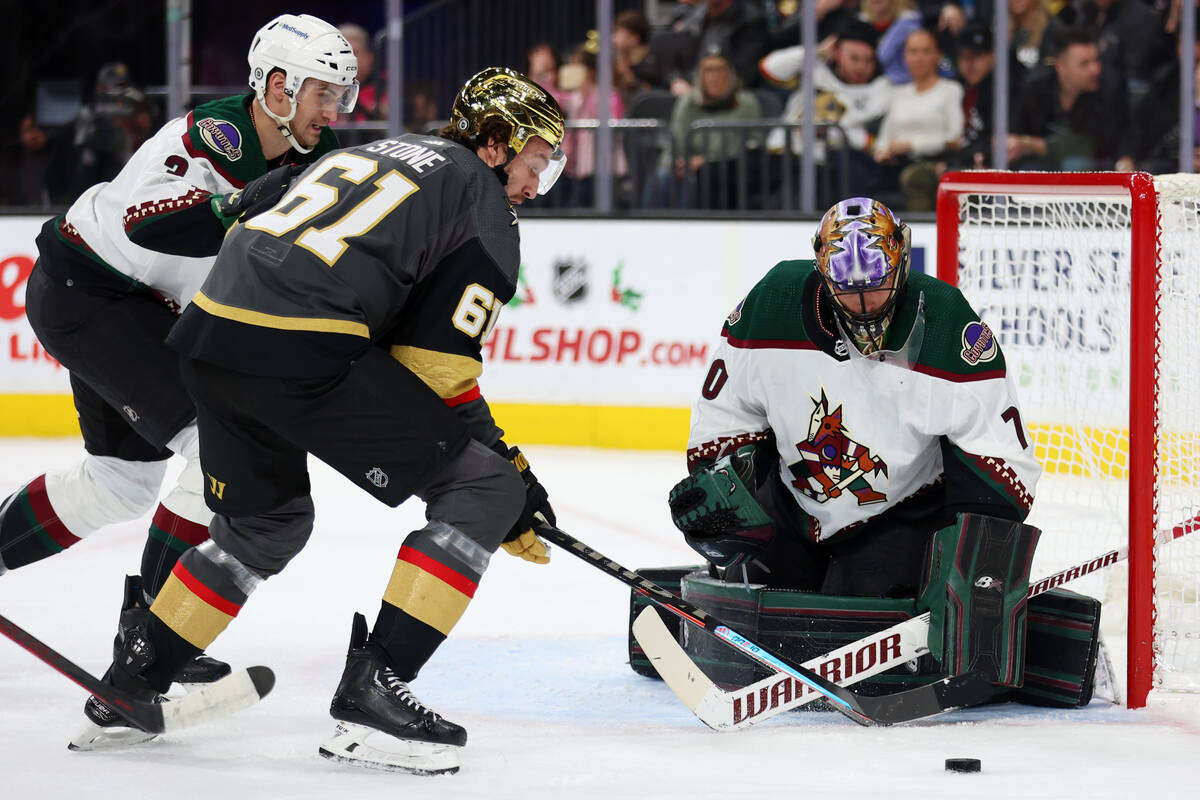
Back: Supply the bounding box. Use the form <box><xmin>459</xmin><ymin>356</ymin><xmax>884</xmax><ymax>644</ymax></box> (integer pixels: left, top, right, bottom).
<box><xmin>627</xmin><ymin>566</ymin><xmax>702</xmax><ymax>678</ymax></box>
<box><xmin>918</xmin><ymin>513</ymin><xmax>1041</xmax><ymax>687</ymax></box>
<box><xmin>1012</xmin><ymin>588</ymin><xmax>1104</xmax><ymax>708</ymax></box>
<box><xmin>656</xmin><ymin>571</ymin><xmax>942</xmax><ymax>700</ymax></box>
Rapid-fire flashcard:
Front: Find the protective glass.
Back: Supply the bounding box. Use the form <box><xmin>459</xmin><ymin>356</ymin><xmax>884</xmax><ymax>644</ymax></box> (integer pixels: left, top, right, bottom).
<box><xmin>296</xmin><ymin>78</ymin><xmax>360</xmax><ymax>114</ymax></box>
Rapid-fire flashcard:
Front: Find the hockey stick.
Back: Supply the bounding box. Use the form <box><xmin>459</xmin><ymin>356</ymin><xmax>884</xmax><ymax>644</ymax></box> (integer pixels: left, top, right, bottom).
<box><xmin>538</xmin><ymin>522</ymin><xmax>992</xmax><ymax>727</ymax></box>
<box><xmin>635</xmin><ymin>510</ymin><xmax>1200</xmax><ymax>731</ymax></box>
<box><xmin>0</xmin><ymin>612</ymin><xmax>274</xmax><ymax>734</ymax></box>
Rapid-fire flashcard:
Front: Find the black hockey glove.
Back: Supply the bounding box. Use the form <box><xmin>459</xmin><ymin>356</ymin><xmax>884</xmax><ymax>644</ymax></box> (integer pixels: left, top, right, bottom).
<box><xmin>496</xmin><ymin>444</ymin><xmax>555</xmax><ymax>564</ymax></box>
<box><xmin>215</xmin><ymin>163</ymin><xmax>307</xmax><ymax>223</ymax></box>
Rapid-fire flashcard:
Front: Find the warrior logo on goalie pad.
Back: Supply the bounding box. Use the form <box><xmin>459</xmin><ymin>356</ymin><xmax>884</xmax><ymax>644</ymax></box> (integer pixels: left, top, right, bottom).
<box><xmin>787</xmin><ymin>390</ymin><xmax>887</xmax><ymax>506</ymax></box>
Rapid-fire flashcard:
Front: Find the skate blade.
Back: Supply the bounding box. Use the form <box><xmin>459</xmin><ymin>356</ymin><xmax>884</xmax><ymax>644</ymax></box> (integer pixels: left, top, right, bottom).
<box><xmin>68</xmin><ymin>718</ymin><xmax>158</xmax><ymax>752</ymax></box>
<box><xmin>318</xmin><ymin>721</ymin><xmax>461</xmax><ymax>776</ymax></box>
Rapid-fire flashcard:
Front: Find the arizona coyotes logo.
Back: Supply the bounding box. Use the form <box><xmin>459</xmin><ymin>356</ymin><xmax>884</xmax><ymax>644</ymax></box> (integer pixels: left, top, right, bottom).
<box><xmin>787</xmin><ymin>390</ymin><xmax>887</xmax><ymax>505</ymax></box>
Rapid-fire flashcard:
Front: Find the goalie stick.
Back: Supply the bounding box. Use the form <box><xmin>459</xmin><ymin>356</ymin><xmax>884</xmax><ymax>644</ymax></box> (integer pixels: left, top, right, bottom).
<box><xmin>537</xmin><ymin>522</ymin><xmax>992</xmax><ymax>727</ymax></box>
<box><xmin>0</xmin><ymin>612</ymin><xmax>274</xmax><ymax>735</ymax></box>
<box><xmin>635</xmin><ymin>510</ymin><xmax>1200</xmax><ymax>731</ymax></box>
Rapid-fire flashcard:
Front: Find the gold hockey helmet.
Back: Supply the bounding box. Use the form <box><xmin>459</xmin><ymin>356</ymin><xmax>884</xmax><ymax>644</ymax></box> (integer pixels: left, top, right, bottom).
<box><xmin>450</xmin><ymin>67</ymin><xmax>567</xmax><ymax>195</ymax></box>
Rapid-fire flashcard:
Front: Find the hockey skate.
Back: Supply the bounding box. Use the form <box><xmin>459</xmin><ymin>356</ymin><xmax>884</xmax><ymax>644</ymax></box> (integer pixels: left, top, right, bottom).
<box><xmin>319</xmin><ymin>613</ymin><xmax>466</xmax><ymax>775</ymax></box>
<box><xmin>117</xmin><ymin>575</ymin><xmax>231</xmax><ymax>689</ymax></box>
<box><xmin>69</xmin><ymin>623</ymin><xmax>162</xmax><ymax>751</ymax></box>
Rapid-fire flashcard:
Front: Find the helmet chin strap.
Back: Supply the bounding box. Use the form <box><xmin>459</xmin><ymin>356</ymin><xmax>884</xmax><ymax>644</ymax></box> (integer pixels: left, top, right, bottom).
<box><xmin>256</xmin><ymin>94</ymin><xmax>314</xmax><ymax>155</ymax></box>
<box><xmin>489</xmin><ymin>146</ymin><xmax>518</xmax><ymax>188</ymax></box>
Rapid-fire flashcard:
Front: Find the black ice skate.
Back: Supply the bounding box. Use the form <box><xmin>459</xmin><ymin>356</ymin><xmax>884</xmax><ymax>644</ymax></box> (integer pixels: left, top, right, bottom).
<box><xmin>69</xmin><ymin>623</ymin><xmax>162</xmax><ymax>751</ymax></box>
<box><xmin>116</xmin><ymin>575</ymin><xmax>231</xmax><ymax>688</ymax></box>
<box><xmin>319</xmin><ymin>613</ymin><xmax>466</xmax><ymax>775</ymax></box>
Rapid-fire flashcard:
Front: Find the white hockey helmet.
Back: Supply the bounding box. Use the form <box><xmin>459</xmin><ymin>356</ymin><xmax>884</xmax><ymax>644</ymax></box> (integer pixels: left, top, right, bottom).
<box><xmin>247</xmin><ymin>13</ymin><xmax>359</xmax><ymax>152</ymax></box>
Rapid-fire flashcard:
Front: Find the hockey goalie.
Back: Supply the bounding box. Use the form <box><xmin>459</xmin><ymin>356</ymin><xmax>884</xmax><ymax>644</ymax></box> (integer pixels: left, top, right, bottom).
<box><xmin>630</xmin><ymin>197</ymin><xmax>1111</xmax><ymax>717</ymax></box>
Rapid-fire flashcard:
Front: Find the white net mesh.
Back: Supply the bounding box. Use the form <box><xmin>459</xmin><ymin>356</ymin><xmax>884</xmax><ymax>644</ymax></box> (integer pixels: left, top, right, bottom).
<box><xmin>951</xmin><ymin>174</ymin><xmax>1200</xmax><ymax>699</ymax></box>
<box><xmin>1151</xmin><ymin>175</ymin><xmax>1200</xmax><ymax>694</ymax></box>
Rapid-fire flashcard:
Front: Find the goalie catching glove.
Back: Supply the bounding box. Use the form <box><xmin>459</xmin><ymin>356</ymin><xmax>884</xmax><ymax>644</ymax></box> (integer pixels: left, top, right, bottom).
<box><xmin>214</xmin><ymin>163</ymin><xmax>308</xmax><ymax>225</ymax></box>
<box><xmin>668</xmin><ymin>443</ymin><xmax>775</xmax><ymax>569</ymax></box>
<box><xmin>495</xmin><ymin>444</ymin><xmax>555</xmax><ymax>564</ymax></box>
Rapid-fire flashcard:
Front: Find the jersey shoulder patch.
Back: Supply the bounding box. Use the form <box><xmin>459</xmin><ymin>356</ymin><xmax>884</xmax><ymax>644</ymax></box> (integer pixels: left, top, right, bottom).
<box><xmin>182</xmin><ymin>96</ymin><xmax>263</xmax><ymax>186</ymax></box>
<box><xmin>908</xmin><ymin>272</ymin><xmax>1006</xmax><ymax>378</ymax></box>
<box><xmin>182</xmin><ymin>95</ymin><xmax>336</xmax><ymax>187</ymax></box>
<box><xmin>722</xmin><ymin>259</ymin><xmax>816</xmax><ymax>346</ymax></box>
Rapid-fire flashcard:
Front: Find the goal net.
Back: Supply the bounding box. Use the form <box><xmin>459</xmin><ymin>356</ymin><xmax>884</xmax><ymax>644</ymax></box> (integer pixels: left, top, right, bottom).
<box><xmin>935</xmin><ymin>171</ymin><xmax>1200</xmax><ymax>708</ymax></box>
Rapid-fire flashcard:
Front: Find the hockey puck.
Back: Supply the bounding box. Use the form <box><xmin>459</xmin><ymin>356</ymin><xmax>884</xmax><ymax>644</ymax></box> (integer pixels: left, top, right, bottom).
<box><xmin>945</xmin><ymin>758</ymin><xmax>981</xmax><ymax>773</ymax></box>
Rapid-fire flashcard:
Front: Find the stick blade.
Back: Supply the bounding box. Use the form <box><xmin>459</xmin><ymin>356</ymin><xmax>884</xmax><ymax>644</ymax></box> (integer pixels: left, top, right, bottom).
<box><xmin>158</xmin><ymin>666</ymin><xmax>276</xmax><ymax>733</ymax></box>
<box><xmin>632</xmin><ymin>607</ymin><xmax>720</xmax><ymax>721</ymax></box>
<box><xmin>857</xmin><ymin>670</ymin><xmax>993</xmax><ymax>725</ymax></box>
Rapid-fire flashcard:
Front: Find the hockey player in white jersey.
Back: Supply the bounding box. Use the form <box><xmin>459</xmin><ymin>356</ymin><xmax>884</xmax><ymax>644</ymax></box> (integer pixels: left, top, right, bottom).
<box><xmin>667</xmin><ymin>198</ymin><xmax>1047</xmax><ymax>694</ymax></box>
<box><xmin>0</xmin><ymin>13</ymin><xmax>355</xmax><ymax>742</ymax></box>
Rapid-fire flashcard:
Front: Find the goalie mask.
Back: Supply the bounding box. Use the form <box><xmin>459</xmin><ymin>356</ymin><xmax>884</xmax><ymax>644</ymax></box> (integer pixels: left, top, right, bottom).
<box><xmin>247</xmin><ymin>14</ymin><xmax>359</xmax><ymax>154</ymax></box>
<box><xmin>812</xmin><ymin>197</ymin><xmax>911</xmax><ymax>354</ymax></box>
<box><xmin>450</xmin><ymin>67</ymin><xmax>567</xmax><ymax>195</ymax></box>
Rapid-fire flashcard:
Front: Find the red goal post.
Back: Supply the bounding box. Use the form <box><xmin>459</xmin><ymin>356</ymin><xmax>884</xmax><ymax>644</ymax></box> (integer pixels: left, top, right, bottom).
<box><xmin>935</xmin><ymin>170</ymin><xmax>1199</xmax><ymax>709</ymax></box>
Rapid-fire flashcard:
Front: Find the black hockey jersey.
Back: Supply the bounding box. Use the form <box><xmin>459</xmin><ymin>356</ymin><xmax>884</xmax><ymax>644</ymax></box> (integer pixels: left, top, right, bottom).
<box><xmin>167</xmin><ymin>133</ymin><xmax>519</xmax><ymax>439</ymax></box>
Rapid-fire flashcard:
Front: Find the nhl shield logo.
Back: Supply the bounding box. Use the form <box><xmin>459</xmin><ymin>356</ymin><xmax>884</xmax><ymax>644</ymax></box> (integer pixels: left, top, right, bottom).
<box><xmin>960</xmin><ymin>321</ymin><xmax>997</xmax><ymax>365</ymax></box>
<box><xmin>365</xmin><ymin>467</ymin><xmax>389</xmax><ymax>488</ymax></box>
<box><xmin>552</xmin><ymin>259</ymin><xmax>588</xmax><ymax>304</ymax></box>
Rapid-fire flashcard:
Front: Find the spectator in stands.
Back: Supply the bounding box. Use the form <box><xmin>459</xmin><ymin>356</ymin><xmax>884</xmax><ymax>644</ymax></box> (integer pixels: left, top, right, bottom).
<box><xmin>613</xmin><ymin>9</ymin><xmax>668</xmax><ymax>97</ymax></box>
<box><xmin>642</xmin><ymin>51</ymin><xmax>763</xmax><ymax>208</ymax></box>
<box><xmin>405</xmin><ymin>84</ymin><xmax>440</xmax><ymax>134</ymax></box>
<box><xmin>873</xmin><ymin>27</ymin><xmax>963</xmax><ymax>210</ymax></box>
<box><xmin>765</xmin><ymin>0</ymin><xmax>862</xmax><ymax>52</ymax></box>
<box><xmin>947</xmin><ymin>24</ymin><xmax>1025</xmax><ymax>169</ymax></box>
<box><xmin>861</xmin><ymin>0</ymin><xmax>925</xmax><ymax>83</ymax></box>
<box><xmin>1009</xmin><ymin>30</ymin><xmax>1136</xmax><ymax>171</ymax></box>
<box><xmin>558</xmin><ymin>43</ymin><xmax>627</xmax><ymax>208</ymax></box>
<box><xmin>1079</xmin><ymin>0</ymin><xmax>1172</xmax><ymax>101</ymax></box>
<box><xmin>1134</xmin><ymin>19</ymin><xmax>1200</xmax><ymax>173</ymax></box>
<box><xmin>654</xmin><ymin>0</ymin><xmax>771</xmax><ymax>95</ymax></box>
<box><xmin>73</xmin><ymin>62</ymin><xmax>153</xmax><ymax>192</ymax></box>
<box><xmin>759</xmin><ymin>19</ymin><xmax>892</xmax><ymax>197</ymax></box>
<box><xmin>1009</xmin><ymin>0</ymin><xmax>1070</xmax><ymax>71</ymax></box>
<box><xmin>3</xmin><ymin>113</ymin><xmax>75</xmax><ymax>207</ymax></box>
<box><xmin>339</xmin><ymin>23</ymin><xmax>384</xmax><ymax>121</ymax></box>
<box><xmin>525</xmin><ymin>43</ymin><xmax>568</xmax><ymax>106</ymax></box>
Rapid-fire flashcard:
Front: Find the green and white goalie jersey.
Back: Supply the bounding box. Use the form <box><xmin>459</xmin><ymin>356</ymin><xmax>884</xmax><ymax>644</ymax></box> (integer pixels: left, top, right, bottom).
<box><xmin>688</xmin><ymin>259</ymin><xmax>1042</xmax><ymax>543</ymax></box>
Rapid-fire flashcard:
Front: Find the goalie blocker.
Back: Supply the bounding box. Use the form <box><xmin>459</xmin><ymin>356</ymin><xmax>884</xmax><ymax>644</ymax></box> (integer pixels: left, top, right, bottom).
<box><xmin>629</xmin><ymin>514</ymin><xmax>1105</xmax><ymax>710</ymax></box>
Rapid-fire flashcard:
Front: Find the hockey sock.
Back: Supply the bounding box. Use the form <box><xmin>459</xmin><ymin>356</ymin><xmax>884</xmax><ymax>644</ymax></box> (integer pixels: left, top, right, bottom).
<box><xmin>144</xmin><ymin>546</ymin><xmax>251</xmax><ymax>689</ymax></box>
<box><xmin>141</xmin><ymin>503</ymin><xmax>211</xmax><ymax>600</ymax></box>
<box><xmin>371</xmin><ymin>523</ymin><xmax>490</xmax><ymax>681</ymax></box>
<box><xmin>0</xmin><ymin>476</ymin><xmax>83</xmax><ymax>570</ymax></box>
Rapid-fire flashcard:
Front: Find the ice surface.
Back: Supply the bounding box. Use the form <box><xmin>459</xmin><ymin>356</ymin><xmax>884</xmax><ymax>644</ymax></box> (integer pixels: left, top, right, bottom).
<box><xmin>2</xmin><ymin>439</ymin><xmax>1198</xmax><ymax>798</ymax></box>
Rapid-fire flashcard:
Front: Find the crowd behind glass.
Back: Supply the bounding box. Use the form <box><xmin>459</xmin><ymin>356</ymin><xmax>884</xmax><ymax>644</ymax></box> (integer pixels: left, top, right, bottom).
<box><xmin>4</xmin><ymin>0</ymin><xmax>1197</xmax><ymax>214</ymax></box>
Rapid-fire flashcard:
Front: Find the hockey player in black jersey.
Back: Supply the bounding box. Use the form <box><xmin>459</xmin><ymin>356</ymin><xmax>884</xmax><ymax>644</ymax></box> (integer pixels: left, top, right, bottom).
<box><xmin>0</xmin><ymin>12</ymin><xmax>355</xmax><ymax>747</ymax></box>
<box><xmin>87</xmin><ymin>67</ymin><xmax>567</xmax><ymax>774</ymax></box>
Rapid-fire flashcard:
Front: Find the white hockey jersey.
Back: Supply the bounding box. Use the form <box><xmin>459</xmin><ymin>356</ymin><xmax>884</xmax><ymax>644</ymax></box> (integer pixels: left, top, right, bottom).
<box><xmin>688</xmin><ymin>260</ymin><xmax>1041</xmax><ymax>543</ymax></box>
<box><xmin>61</xmin><ymin>94</ymin><xmax>336</xmax><ymax>307</ymax></box>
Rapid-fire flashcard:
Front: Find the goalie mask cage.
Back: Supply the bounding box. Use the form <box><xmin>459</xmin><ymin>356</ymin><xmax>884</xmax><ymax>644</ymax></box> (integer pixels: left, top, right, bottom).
<box><xmin>936</xmin><ymin>171</ymin><xmax>1200</xmax><ymax>709</ymax></box>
